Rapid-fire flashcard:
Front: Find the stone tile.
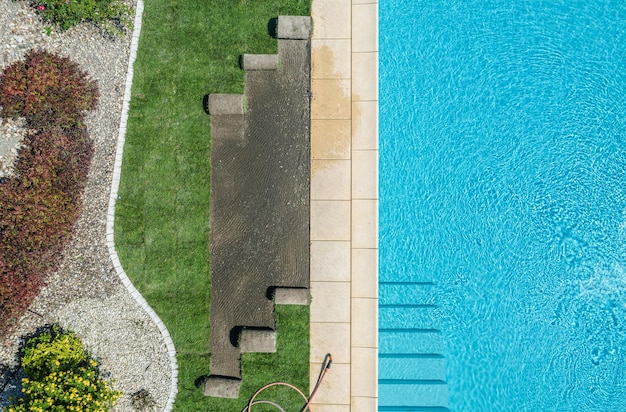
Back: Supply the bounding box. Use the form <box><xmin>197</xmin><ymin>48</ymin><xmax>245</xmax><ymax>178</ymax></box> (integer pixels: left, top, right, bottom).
<box><xmin>309</xmin><ymin>362</ymin><xmax>350</xmax><ymax>405</ymax></box>
<box><xmin>352</xmin><ymin>199</ymin><xmax>377</xmax><ymax>248</ymax></box>
<box><xmin>351</xmin><ymin>347</ymin><xmax>378</xmax><ymax>397</ymax></box>
<box><xmin>352</xmin><ymin>248</ymin><xmax>378</xmax><ymax>298</ymax></box>
<box><xmin>312</xmin><ymin>159</ymin><xmax>351</xmax><ymax>200</ymax></box>
<box><xmin>310</xmin><ymin>281</ymin><xmax>351</xmax><ymax>323</ymax></box>
<box><xmin>352</xmin><ymin>150</ymin><xmax>378</xmax><ymax>199</ymax></box>
<box><xmin>312</xmin><ymin>79</ymin><xmax>351</xmax><ymax>120</ymax></box>
<box><xmin>351</xmin><ymin>297</ymin><xmax>377</xmax><ymax>348</ymax></box>
<box><xmin>309</xmin><ymin>0</ymin><xmax>382</xmax><ymax>407</ymax></box>
<box><xmin>352</xmin><ymin>52</ymin><xmax>378</xmax><ymax>102</ymax></box>
<box><xmin>351</xmin><ymin>396</ymin><xmax>378</xmax><ymax>411</ymax></box>
<box><xmin>311</xmin><ymin>241</ymin><xmax>351</xmax><ymax>282</ymax></box>
<box><xmin>311</xmin><ymin>0</ymin><xmax>351</xmax><ymax>39</ymax></box>
<box><xmin>352</xmin><ymin>101</ymin><xmax>378</xmax><ymax>150</ymax></box>
<box><xmin>310</xmin><ymin>405</ymin><xmax>350</xmax><ymax>412</ymax></box>
<box><xmin>312</xmin><ymin>39</ymin><xmax>351</xmax><ymax>79</ymax></box>
<box><xmin>311</xmin><ymin>119</ymin><xmax>351</xmax><ymax>160</ymax></box>
<box><xmin>352</xmin><ymin>4</ymin><xmax>378</xmax><ymax>52</ymax></box>
<box><xmin>311</xmin><ymin>322</ymin><xmax>351</xmax><ymax>364</ymax></box>
<box><xmin>311</xmin><ymin>200</ymin><xmax>351</xmax><ymax>241</ymax></box>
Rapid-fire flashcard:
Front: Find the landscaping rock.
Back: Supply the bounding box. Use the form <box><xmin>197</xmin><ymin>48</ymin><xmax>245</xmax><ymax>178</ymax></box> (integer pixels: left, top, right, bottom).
<box><xmin>0</xmin><ymin>1</ymin><xmax>172</xmax><ymax>411</ymax></box>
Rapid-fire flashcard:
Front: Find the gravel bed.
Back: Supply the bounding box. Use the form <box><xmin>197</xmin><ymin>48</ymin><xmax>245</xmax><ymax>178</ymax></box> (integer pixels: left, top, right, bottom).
<box><xmin>0</xmin><ymin>1</ymin><xmax>172</xmax><ymax>410</ymax></box>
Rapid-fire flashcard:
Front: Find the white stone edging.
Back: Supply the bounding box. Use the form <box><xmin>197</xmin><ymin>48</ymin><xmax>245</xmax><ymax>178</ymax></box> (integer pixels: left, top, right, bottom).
<box><xmin>105</xmin><ymin>1</ymin><xmax>178</xmax><ymax>410</ymax></box>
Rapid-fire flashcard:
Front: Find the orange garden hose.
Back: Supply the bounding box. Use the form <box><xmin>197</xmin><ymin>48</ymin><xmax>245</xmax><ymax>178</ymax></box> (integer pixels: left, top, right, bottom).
<box><xmin>242</xmin><ymin>353</ymin><xmax>333</xmax><ymax>412</ymax></box>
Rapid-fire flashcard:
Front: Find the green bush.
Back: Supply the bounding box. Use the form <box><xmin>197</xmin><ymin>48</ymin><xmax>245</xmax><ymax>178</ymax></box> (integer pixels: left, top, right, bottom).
<box><xmin>21</xmin><ymin>325</ymin><xmax>87</xmax><ymax>381</ymax></box>
<box><xmin>0</xmin><ymin>50</ymin><xmax>99</xmax><ymax>131</ymax></box>
<box><xmin>9</xmin><ymin>325</ymin><xmax>122</xmax><ymax>412</ymax></box>
<box><xmin>28</xmin><ymin>0</ymin><xmax>133</xmax><ymax>36</ymax></box>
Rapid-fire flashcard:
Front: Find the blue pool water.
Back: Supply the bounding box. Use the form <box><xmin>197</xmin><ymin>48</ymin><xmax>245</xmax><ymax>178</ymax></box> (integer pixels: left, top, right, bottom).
<box><xmin>379</xmin><ymin>1</ymin><xmax>626</xmax><ymax>410</ymax></box>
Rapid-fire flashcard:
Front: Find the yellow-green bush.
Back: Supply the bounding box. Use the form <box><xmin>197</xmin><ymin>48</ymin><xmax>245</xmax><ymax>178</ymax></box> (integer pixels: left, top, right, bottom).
<box><xmin>21</xmin><ymin>325</ymin><xmax>87</xmax><ymax>381</ymax></box>
<box><xmin>9</xmin><ymin>325</ymin><xmax>121</xmax><ymax>412</ymax></box>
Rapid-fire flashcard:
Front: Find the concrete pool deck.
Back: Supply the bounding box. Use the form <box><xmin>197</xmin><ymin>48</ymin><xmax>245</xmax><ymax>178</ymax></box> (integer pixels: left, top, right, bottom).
<box><xmin>309</xmin><ymin>0</ymin><xmax>378</xmax><ymax>410</ymax></box>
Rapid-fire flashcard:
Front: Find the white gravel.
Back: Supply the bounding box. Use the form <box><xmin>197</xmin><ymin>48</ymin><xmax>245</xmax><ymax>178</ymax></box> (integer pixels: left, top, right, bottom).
<box><xmin>0</xmin><ymin>1</ymin><xmax>174</xmax><ymax>411</ymax></box>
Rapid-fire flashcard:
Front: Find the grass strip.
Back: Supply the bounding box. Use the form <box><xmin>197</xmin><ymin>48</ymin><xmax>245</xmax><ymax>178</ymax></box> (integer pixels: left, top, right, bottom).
<box><xmin>114</xmin><ymin>0</ymin><xmax>310</xmax><ymax>410</ymax></box>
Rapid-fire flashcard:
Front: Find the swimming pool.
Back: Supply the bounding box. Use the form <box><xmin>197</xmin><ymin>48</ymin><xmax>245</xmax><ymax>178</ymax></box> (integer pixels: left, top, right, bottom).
<box><xmin>379</xmin><ymin>1</ymin><xmax>626</xmax><ymax>410</ymax></box>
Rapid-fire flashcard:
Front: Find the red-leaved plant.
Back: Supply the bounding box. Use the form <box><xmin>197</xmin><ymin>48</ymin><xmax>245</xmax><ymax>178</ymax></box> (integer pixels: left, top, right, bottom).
<box><xmin>0</xmin><ymin>50</ymin><xmax>98</xmax><ymax>131</ymax></box>
<box><xmin>0</xmin><ymin>50</ymin><xmax>97</xmax><ymax>333</ymax></box>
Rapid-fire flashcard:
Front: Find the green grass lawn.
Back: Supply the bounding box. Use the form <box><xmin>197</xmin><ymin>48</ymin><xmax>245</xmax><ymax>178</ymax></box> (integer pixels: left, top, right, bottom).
<box><xmin>114</xmin><ymin>0</ymin><xmax>310</xmax><ymax>410</ymax></box>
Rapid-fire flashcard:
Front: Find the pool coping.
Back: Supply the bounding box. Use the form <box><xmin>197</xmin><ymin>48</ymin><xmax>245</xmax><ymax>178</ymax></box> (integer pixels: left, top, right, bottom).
<box><xmin>309</xmin><ymin>0</ymin><xmax>378</xmax><ymax>410</ymax></box>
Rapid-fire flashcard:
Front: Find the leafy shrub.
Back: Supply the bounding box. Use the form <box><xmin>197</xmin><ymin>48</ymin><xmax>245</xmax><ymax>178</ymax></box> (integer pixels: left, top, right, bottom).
<box><xmin>20</xmin><ymin>325</ymin><xmax>87</xmax><ymax>381</ymax></box>
<box><xmin>0</xmin><ymin>50</ymin><xmax>96</xmax><ymax>334</ymax></box>
<box><xmin>0</xmin><ymin>261</ymin><xmax>42</xmax><ymax>332</ymax></box>
<box><xmin>28</xmin><ymin>0</ymin><xmax>133</xmax><ymax>36</ymax></box>
<box><xmin>0</xmin><ymin>129</ymin><xmax>93</xmax><ymax>332</ymax></box>
<box><xmin>0</xmin><ymin>129</ymin><xmax>93</xmax><ymax>264</ymax></box>
<box><xmin>9</xmin><ymin>325</ymin><xmax>122</xmax><ymax>411</ymax></box>
<box><xmin>0</xmin><ymin>50</ymin><xmax>98</xmax><ymax>131</ymax></box>
<box><xmin>0</xmin><ymin>62</ymin><xmax>27</xmax><ymax>117</ymax></box>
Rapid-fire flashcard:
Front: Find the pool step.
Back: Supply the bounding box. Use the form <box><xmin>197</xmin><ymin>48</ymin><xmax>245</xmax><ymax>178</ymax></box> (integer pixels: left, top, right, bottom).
<box><xmin>379</xmin><ymin>282</ymin><xmax>436</xmax><ymax>306</ymax></box>
<box><xmin>379</xmin><ymin>329</ymin><xmax>444</xmax><ymax>354</ymax></box>
<box><xmin>379</xmin><ymin>380</ymin><xmax>449</xmax><ymax>408</ymax></box>
<box><xmin>379</xmin><ymin>281</ymin><xmax>449</xmax><ymax>409</ymax></box>
<box><xmin>379</xmin><ymin>305</ymin><xmax>438</xmax><ymax>329</ymax></box>
<box><xmin>379</xmin><ymin>354</ymin><xmax>447</xmax><ymax>381</ymax></box>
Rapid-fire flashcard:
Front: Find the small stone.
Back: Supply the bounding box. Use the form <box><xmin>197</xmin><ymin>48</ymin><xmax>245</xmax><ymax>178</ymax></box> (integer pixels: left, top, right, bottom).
<box><xmin>0</xmin><ymin>3</ymin><xmax>172</xmax><ymax>410</ymax></box>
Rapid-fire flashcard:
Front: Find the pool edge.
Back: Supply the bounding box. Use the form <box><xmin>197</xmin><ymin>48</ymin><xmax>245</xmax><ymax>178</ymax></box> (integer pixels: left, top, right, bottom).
<box><xmin>310</xmin><ymin>0</ymin><xmax>379</xmax><ymax>410</ymax></box>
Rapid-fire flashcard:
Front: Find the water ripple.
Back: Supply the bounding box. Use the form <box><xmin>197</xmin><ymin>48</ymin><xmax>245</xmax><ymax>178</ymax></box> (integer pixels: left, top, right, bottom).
<box><xmin>380</xmin><ymin>0</ymin><xmax>626</xmax><ymax>410</ymax></box>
